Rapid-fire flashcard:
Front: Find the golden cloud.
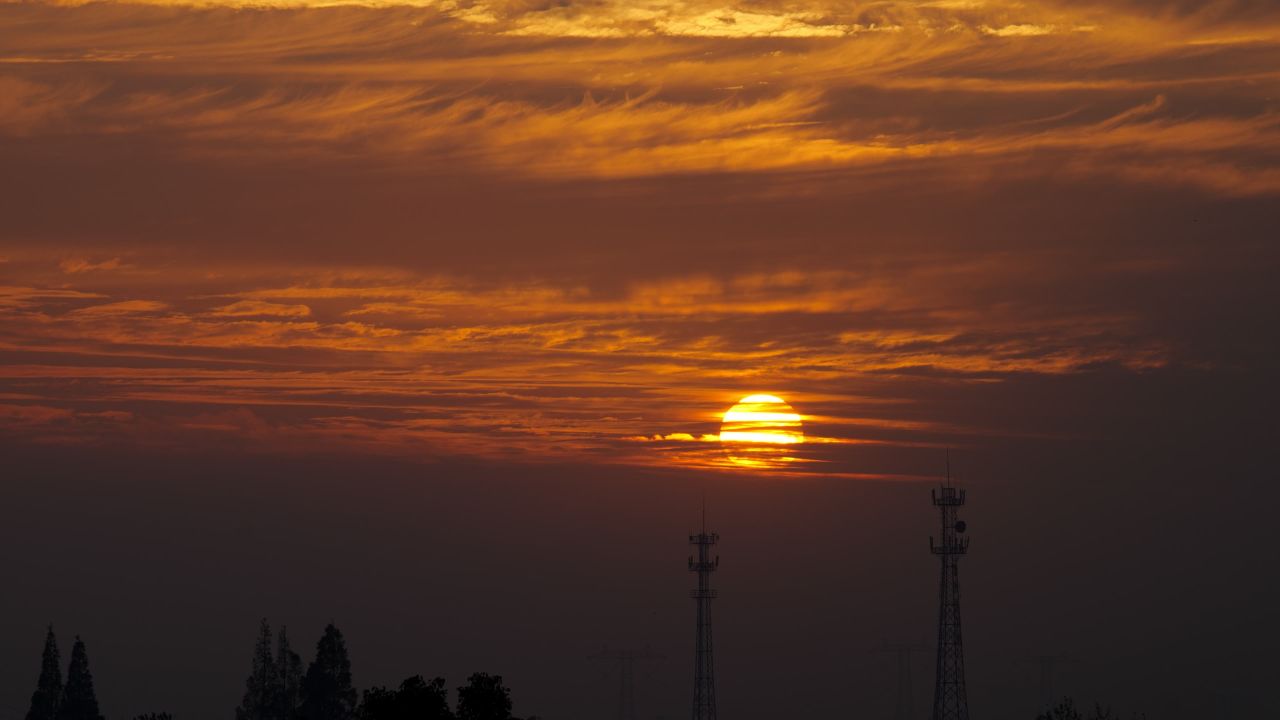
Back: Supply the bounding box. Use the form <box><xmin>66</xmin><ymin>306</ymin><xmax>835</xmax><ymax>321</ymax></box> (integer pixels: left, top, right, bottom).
<box><xmin>1</xmin><ymin>0</ymin><xmax>1277</xmax><ymax>190</ymax></box>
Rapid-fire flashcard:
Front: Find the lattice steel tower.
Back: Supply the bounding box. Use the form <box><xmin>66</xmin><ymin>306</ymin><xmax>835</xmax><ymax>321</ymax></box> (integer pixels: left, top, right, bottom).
<box><xmin>930</xmin><ymin>472</ymin><xmax>970</xmax><ymax>720</ymax></box>
<box><xmin>589</xmin><ymin>646</ymin><xmax>664</xmax><ymax>720</ymax></box>
<box><xmin>689</xmin><ymin>507</ymin><xmax>719</xmax><ymax>720</ymax></box>
<box><xmin>873</xmin><ymin>640</ymin><xmax>930</xmax><ymax>720</ymax></box>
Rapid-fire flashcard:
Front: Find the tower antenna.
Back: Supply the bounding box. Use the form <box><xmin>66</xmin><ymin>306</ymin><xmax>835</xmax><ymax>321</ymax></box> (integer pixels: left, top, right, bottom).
<box><xmin>930</xmin><ymin>463</ymin><xmax>971</xmax><ymax>720</ymax></box>
<box><xmin>689</xmin><ymin>505</ymin><xmax>720</xmax><ymax>720</ymax></box>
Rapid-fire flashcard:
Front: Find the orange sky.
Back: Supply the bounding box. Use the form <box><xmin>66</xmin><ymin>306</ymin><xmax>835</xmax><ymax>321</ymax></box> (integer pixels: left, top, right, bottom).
<box><xmin>2</xmin><ymin>0</ymin><xmax>1278</xmax><ymax>476</ymax></box>
<box><xmin>3</xmin><ymin>5</ymin><xmax>1280</xmax><ymax>718</ymax></box>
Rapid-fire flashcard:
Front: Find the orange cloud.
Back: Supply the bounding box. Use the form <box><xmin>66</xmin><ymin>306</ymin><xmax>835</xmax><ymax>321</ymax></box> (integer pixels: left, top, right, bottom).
<box><xmin>208</xmin><ymin>300</ymin><xmax>312</xmax><ymax>317</ymax></box>
<box><xmin>59</xmin><ymin>257</ymin><xmax>125</xmax><ymax>274</ymax></box>
<box><xmin>1</xmin><ymin>0</ymin><xmax>1275</xmax><ymax>476</ymax></box>
<box><xmin>2</xmin><ymin>0</ymin><xmax>1278</xmax><ymax>190</ymax></box>
<box><xmin>0</xmin><ymin>248</ymin><xmax>1184</xmax><ymax>475</ymax></box>
<box><xmin>68</xmin><ymin>300</ymin><xmax>169</xmax><ymax>316</ymax></box>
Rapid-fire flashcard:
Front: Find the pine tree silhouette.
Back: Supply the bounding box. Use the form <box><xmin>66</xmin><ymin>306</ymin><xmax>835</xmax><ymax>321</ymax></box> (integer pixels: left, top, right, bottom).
<box><xmin>455</xmin><ymin>674</ymin><xmax>512</xmax><ymax>720</ymax></box>
<box><xmin>237</xmin><ymin>620</ymin><xmax>278</xmax><ymax>720</ymax></box>
<box><xmin>276</xmin><ymin>626</ymin><xmax>304</xmax><ymax>720</ymax></box>
<box><xmin>26</xmin><ymin>625</ymin><xmax>63</xmax><ymax>720</ymax></box>
<box><xmin>56</xmin><ymin>637</ymin><xmax>103</xmax><ymax>720</ymax></box>
<box><xmin>298</xmin><ymin>624</ymin><xmax>357</xmax><ymax>720</ymax></box>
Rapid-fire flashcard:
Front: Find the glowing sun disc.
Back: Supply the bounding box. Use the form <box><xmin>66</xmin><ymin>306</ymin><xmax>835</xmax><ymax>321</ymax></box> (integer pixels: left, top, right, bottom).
<box><xmin>719</xmin><ymin>394</ymin><xmax>804</xmax><ymax>448</ymax></box>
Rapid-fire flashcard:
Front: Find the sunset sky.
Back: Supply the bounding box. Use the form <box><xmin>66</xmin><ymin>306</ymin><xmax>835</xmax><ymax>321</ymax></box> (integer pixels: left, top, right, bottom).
<box><xmin>1</xmin><ymin>0</ymin><xmax>1278</xmax><ymax>717</ymax></box>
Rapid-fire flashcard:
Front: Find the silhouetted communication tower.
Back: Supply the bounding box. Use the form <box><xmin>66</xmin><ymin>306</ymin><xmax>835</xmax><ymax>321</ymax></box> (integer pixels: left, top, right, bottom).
<box><xmin>873</xmin><ymin>640</ymin><xmax>930</xmax><ymax>720</ymax></box>
<box><xmin>930</xmin><ymin>471</ymin><xmax>970</xmax><ymax>720</ymax></box>
<box><xmin>689</xmin><ymin>509</ymin><xmax>719</xmax><ymax>720</ymax></box>
<box><xmin>589</xmin><ymin>646</ymin><xmax>664</xmax><ymax>720</ymax></box>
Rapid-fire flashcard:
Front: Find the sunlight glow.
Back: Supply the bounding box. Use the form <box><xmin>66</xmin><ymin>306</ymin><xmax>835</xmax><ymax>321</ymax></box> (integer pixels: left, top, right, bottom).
<box><xmin>718</xmin><ymin>430</ymin><xmax>803</xmax><ymax>444</ymax></box>
<box><xmin>719</xmin><ymin>394</ymin><xmax>804</xmax><ymax>468</ymax></box>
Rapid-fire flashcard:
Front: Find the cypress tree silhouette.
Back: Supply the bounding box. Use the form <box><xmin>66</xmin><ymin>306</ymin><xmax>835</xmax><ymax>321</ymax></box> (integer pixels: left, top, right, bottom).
<box><xmin>56</xmin><ymin>637</ymin><xmax>103</xmax><ymax>720</ymax></box>
<box><xmin>237</xmin><ymin>620</ymin><xmax>278</xmax><ymax>720</ymax></box>
<box><xmin>26</xmin><ymin>625</ymin><xmax>63</xmax><ymax>720</ymax></box>
<box><xmin>276</xmin><ymin>626</ymin><xmax>304</xmax><ymax>720</ymax></box>
<box><xmin>298</xmin><ymin>624</ymin><xmax>357</xmax><ymax>720</ymax></box>
<box><xmin>360</xmin><ymin>676</ymin><xmax>452</xmax><ymax>720</ymax></box>
<box><xmin>455</xmin><ymin>674</ymin><xmax>512</xmax><ymax>720</ymax></box>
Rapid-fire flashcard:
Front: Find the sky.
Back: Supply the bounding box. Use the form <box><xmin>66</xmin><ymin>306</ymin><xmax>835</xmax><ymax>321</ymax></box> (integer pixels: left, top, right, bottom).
<box><xmin>1</xmin><ymin>0</ymin><xmax>1278</xmax><ymax>717</ymax></box>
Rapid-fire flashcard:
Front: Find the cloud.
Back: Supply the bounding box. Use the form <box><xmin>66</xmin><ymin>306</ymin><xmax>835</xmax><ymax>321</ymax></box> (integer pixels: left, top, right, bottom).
<box><xmin>60</xmin><ymin>257</ymin><xmax>124</xmax><ymax>274</ymax></box>
<box><xmin>0</xmin><ymin>286</ymin><xmax>105</xmax><ymax>309</ymax></box>
<box><xmin>0</xmin><ymin>403</ymin><xmax>75</xmax><ymax>426</ymax></box>
<box><xmin>0</xmin><ymin>0</ymin><xmax>1277</xmax><ymax>475</ymax></box>
<box><xmin>0</xmin><ymin>250</ymin><xmax>1198</xmax><ymax>473</ymax></box>
<box><xmin>981</xmin><ymin>24</ymin><xmax>1062</xmax><ymax>36</ymax></box>
<box><xmin>68</xmin><ymin>300</ymin><xmax>169</xmax><ymax>316</ymax></box>
<box><xmin>1</xmin><ymin>0</ymin><xmax>1278</xmax><ymax>191</ymax></box>
<box><xmin>207</xmin><ymin>300</ymin><xmax>312</xmax><ymax>317</ymax></box>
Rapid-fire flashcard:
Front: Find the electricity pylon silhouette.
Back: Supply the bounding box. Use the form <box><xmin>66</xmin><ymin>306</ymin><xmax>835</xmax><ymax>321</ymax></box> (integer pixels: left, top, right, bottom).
<box><xmin>589</xmin><ymin>646</ymin><xmax>664</xmax><ymax>720</ymax></box>
<box><xmin>689</xmin><ymin>501</ymin><xmax>719</xmax><ymax>720</ymax></box>
<box><xmin>873</xmin><ymin>640</ymin><xmax>931</xmax><ymax>720</ymax></box>
<box><xmin>1030</xmin><ymin>654</ymin><xmax>1076</xmax><ymax>710</ymax></box>
<box><xmin>930</xmin><ymin>454</ymin><xmax>970</xmax><ymax>720</ymax></box>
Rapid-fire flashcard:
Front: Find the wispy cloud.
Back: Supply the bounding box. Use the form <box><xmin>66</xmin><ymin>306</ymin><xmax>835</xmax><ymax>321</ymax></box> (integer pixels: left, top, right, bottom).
<box><xmin>2</xmin><ymin>0</ymin><xmax>1276</xmax><ymax>474</ymax></box>
<box><xmin>0</xmin><ymin>255</ymin><xmax>1179</xmax><ymax>474</ymax></box>
<box><xmin>2</xmin><ymin>0</ymin><xmax>1278</xmax><ymax>188</ymax></box>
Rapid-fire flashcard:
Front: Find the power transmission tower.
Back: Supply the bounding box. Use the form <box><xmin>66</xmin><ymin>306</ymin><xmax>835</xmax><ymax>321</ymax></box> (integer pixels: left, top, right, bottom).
<box><xmin>1030</xmin><ymin>654</ymin><xmax>1075</xmax><ymax>710</ymax></box>
<box><xmin>930</xmin><ymin>457</ymin><xmax>970</xmax><ymax>720</ymax></box>
<box><xmin>589</xmin><ymin>646</ymin><xmax>664</xmax><ymax>720</ymax></box>
<box><xmin>689</xmin><ymin>503</ymin><xmax>719</xmax><ymax>720</ymax></box>
<box><xmin>873</xmin><ymin>640</ymin><xmax>931</xmax><ymax>720</ymax></box>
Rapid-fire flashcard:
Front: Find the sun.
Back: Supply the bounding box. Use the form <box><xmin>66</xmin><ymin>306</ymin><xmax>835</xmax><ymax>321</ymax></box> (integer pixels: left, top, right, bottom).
<box><xmin>719</xmin><ymin>394</ymin><xmax>804</xmax><ymax>467</ymax></box>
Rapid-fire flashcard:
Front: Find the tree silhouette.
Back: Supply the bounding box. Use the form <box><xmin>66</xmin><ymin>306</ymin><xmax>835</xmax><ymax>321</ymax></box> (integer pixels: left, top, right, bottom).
<box><xmin>361</xmin><ymin>676</ymin><xmax>452</xmax><ymax>720</ymax></box>
<box><xmin>455</xmin><ymin>674</ymin><xmax>511</xmax><ymax>720</ymax></box>
<box><xmin>276</xmin><ymin>626</ymin><xmax>304</xmax><ymax>720</ymax></box>
<box><xmin>1036</xmin><ymin>698</ymin><xmax>1145</xmax><ymax>720</ymax></box>
<box><xmin>237</xmin><ymin>620</ymin><xmax>278</xmax><ymax>720</ymax></box>
<box><xmin>299</xmin><ymin>624</ymin><xmax>357</xmax><ymax>720</ymax></box>
<box><xmin>359</xmin><ymin>687</ymin><xmax>396</xmax><ymax>720</ymax></box>
<box><xmin>56</xmin><ymin>637</ymin><xmax>103</xmax><ymax>720</ymax></box>
<box><xmin>1037</xmin><ymin>698</ymin><xmax>1083</xmax><ymax>720</ymax></box>
<box><xmin>26</xmin><ymin>625</ymin><xmax>63</xmax><ymax>720</ymax></box>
